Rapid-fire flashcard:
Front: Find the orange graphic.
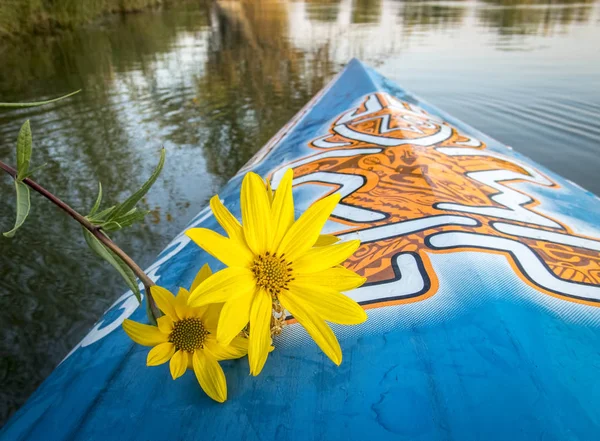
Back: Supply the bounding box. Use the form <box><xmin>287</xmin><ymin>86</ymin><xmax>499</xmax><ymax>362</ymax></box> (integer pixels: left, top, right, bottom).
<box><xmin>273</xmin><ymin>93</ymin><xmax>600</xmax><ymax>307</ymax></box>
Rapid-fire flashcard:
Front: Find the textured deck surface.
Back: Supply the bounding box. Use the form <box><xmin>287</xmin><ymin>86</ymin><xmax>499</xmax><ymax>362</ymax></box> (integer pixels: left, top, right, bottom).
<box><xmin>3</xmin><ymin>59</ymin><xmax>600</xmax><ymax>441</ymax></box>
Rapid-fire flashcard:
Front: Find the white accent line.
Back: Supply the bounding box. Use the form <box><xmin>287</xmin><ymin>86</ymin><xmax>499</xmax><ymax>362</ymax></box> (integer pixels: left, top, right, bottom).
<box><xmin>336</xmin><ymin>93</ymin><xmax>383</xmax><ymax>125</ymax></box>
<box><xmin>435</xmin><ymin>148</ymin><xmax>560</xmax><ymax>229</ymax></box>
<box><xmin>454</xmin><ymin>137</ymin><xmax>482</xmax><ymax>147</ymax></box>
<box><xmin>312</xmin><ymin>135</ymin><xmax>352</xmax><ymax>149</ymax></box>
<box><xmin>436</xmin><ymin>147</ymin><xmax>552</xmax><ymax>184</ymax></box>
<box><xmin>428</xmin><ymin>232</ymin><xmax>600</xmax><ymax>301</ymax></box>
<box><xmin>347</xmin><ymin>253</ymin><xmax>426</xmax><ymax>303</ymax></box>
<box><xmin>270</xmin><ymin>148</ymin><xmax>381</xmax><ymax>188</ymax></box>
<box><xmin>386</xmin><ymin>94</ymin><xmax>444</xmax><ymax>123</ymax></box>
<box><xmin>339</xmin><ymin>215</ymin><xmax>478</xmax><ymax>243</ymax></box>
<box><xmin>351</xmin><ymin>113</ymin><xmax>426</xmax><ymax>135</ymax></box>
<box><xmin>493</xmin><ymin>223</ymin><xmax>600</xmax><ymax>252</ymax></box>
<box><xmin>333</xmin><ymin>121</ymin><xmax>452</xmax><ymax>147</ymax></box>
<box><xmin>331</xmin><ymin>204</ymin><xmax>388</xmax><ymax>223</ymax></box>
<box><xmin>293</xmin><ymin>171</ymin><xmax>387</xmax><ymax>222</ymax></box>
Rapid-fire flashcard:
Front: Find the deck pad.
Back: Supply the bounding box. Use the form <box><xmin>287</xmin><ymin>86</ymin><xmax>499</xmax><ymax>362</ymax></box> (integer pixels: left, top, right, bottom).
<box><xmin>3</xmin><ymin>59</ymin><xmax>600</xmax><ymax>441</ymax></box>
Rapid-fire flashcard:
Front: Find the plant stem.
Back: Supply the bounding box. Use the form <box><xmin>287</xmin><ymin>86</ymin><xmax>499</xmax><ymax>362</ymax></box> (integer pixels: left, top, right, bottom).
<box><xmin>0</xmin><ymin>159</ymin><xmax>159</xmax><ymax>321</ymax></box>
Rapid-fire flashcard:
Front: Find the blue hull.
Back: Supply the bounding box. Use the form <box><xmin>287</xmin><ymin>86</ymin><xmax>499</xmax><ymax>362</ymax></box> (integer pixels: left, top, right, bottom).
<box><xmin>3</xmin><ymin>59</ymin><xmax>600</xmax><ymax>440</ymax></box>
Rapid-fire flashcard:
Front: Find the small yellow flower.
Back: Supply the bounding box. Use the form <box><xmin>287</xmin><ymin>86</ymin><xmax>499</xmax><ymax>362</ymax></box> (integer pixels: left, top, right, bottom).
<box><xmin>122</xmin><ymin>264</ymin><xmax>248</xmax><ymax>403</ymax></box>
<box><xmin>186</xmin><ymin>169</ymin><xmax>367</xmax><ymax>376</ymax></box>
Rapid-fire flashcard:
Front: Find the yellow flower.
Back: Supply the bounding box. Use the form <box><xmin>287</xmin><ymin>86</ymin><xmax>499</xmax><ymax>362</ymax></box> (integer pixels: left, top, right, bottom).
<box><xmin>122</xmin><ymin>264</ymin><xmax>248</xmax><ymax>403</ymax></box>
<box><xmin>186</xmin><ymin>169</ymin><xmax>367</xmax><ymax>376</ymax></box>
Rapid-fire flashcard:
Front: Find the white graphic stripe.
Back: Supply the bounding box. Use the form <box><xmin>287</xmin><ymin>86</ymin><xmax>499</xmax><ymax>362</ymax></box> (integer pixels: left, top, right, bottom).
<box><xmin>386</xmin><ymin>95</ymin><xmax>444</xmax><ymax>123</ymax></box>
<box><xmin>293</xmin><ymin>171</ymin><xmax>387</xmax><ymax>222</ymax></box>
<box><xmin>312</xmin><ymin>135</ymin><xmax>351</xmax><ymax>149</ymax></box>
<box><xmin>454</xmin><ymin>137</ymin><xmax>482</xmax><ymax>147</ymax></box>
<box><xmin>436</xmin><ymin>147</ymin><xmax>552</xmax><ymax>183</ymax></box>
<box><xmin>347</xmin><ymin>254</ymin><xmax>426</xmax><ymax>303</ymax></box>
<box><xmin>428</xmin><ymin>232</ymin><xmax>600</xmax><ymax>301</ymax></box>
<box><xmin>336</xmin><ymin>93</ymin><xmax>383</xmax><ymax>125</ymax></box>
<box><xmin>334</xmin><ymin>121</ymin><xmax>452</xmax><ymax>147</ymax></box>
<box><xmin>435</xmin><ymin>147</ymin><xmax>560</xmax><ymax>228</ymax></box>
<box><xmin>270</xmin><ymin>148</ymin><xmax>381</xmax><ymax>188</ymax></box>
<box><xmin>493</xmin><ymin>223</ymin><xmax>600</xmax><ymax>252</ymax></box>
<box><xmin>338</xmin><ymin>215</ymin><xmax>478</xmax><ymax>243</ymax></box>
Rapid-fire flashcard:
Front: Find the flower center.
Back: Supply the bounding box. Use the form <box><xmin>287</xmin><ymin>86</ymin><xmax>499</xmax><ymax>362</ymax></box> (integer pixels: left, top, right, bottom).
<box><xmin>169</xmin><ymin>318</ymin><xmax>208</xmax><ymax>352</ymax></box>
<box><xmin>251</xmin><ymin>252</ymin><xmax>293</xmax><ymax>296</ymax></box>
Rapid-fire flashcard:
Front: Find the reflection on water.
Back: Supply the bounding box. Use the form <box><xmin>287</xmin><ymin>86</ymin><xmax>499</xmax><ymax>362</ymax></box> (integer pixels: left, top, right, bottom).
<box><xmin>400</xmin><ymin>0</ymin><xmax>467</xmax><ymax>28</ymax></box>
<box><xmin>1</xmin><ymin>0</ymin><xmax>599</xmax><ymax>425</ymax></box>
<box><xmin>480</xmin><ymin>0</ymin><xmax>596</xmax><ymax>36</ymax></box>
<box><xmin>352</xmin><ymin>0</ymin><xmax>383</xmax><ymax>23</ymax></box>
<box><xmin>198</xmin><ymin>0</ymin><xmax>335</xmax><ymax>183</ymax></box>
<box><xmin>306</xmin><ymin>0</ymin><xmax>343</xmax><ymax>22</ymax></box>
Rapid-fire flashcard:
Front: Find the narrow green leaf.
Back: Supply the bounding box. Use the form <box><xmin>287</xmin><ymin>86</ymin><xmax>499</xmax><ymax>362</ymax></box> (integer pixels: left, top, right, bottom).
<box><xmin>112</xmin><ymin>208</ymin><xmax>150</xmax><ymax>229</ymax></box>
<box><xmin>108</xmin><ymin>148</ymin><xmax>165</xmax><ymax>221</ymax></box>
<box><xmin>88</xmin><ymin>205</ymin><xmax>116</xmax><ymax>223</ymax></box>
<box><xmin>16</xmin><ymin>120</ymin><xmax>32</xmax><ymax>180</ymax></box>
<box><xmin>0</xmin><ymin>90</ymin><xmax>81</xmax><ymax>108</ymax></box>
<box><xmin>4</xmin><ymin>181</ymin><xmax>31</xmax><ymax>238</ymax></box>
<box><xmin>89</xmin><ymin>182</ymin><xmax>103</xmax><ymax>216</ymax></box>
<box><xmin>102</xmin><ymin>221</ymin><xmax>123</xmax><ymax>232</ymax></box>
<box><xmin>145</xmin><ymin>298</ymin><xmax>157</xmax><ymax>326</ymax></box>
<box><xmin>22</xmin><ymin>162</ymin><xmax>48</xmax><ymax>179</ymax></box>
<box><xmin>82</xmin><ymin>229</ymin><xmax>142</xmax><ymax>303</ymax></box>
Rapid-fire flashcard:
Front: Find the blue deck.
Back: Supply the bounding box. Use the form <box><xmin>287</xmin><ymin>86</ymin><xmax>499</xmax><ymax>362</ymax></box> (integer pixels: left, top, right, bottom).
<box><xmin>3</xmin><ymin>59</ymin><xmax>600</xmax><ymax>441</ymax></box>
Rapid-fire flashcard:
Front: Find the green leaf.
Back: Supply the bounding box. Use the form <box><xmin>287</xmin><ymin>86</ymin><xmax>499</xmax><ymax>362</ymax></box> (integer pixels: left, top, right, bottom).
<box><xmin>22</xmin><ymin>162</ymin><xmax>48</xmax><ymax>179</ymax></box>
<box><xmin>108</xmin><ymin>148</ymin><xmax>165</xmax><ymax>221</ymax></box>
<box><xmin>16</xmin><ymin>120</ymin><xmax>32</xmax><ymax>180</ymax></box>
<box><xmin>102</xmin><ymin>221</ymin><xmax>123</xmax><ymax>232</ymax></box>
<box><xmin>4</xmin><ymin>181</ymin><xmax>31</xmax><ymax>238</ymax></box>
<box><xmin>145</xmin><ymin>298</ymin><xmax>157</xmax><ymax>326</ymax></box>
<box><xmin>82</xmin><ymin>229</ymin><xmax>142</xmax><ymax>303</ymax></box>
<box><xmin>89</xmin><ymin>182</ymin><xmax>103</xmax><ymax>216</ymax></box>
<box><xmin>100</xmin><ymin>208</ymin><xmax>150</xmax><ymax>232</ymax></box>
<box><xmin>0</xmin><ymin>90</ymin><xmax>81</xmax><ymax>108</ymax></box>
<box><xmin>113</xmin><ymin>208</ymin><xmax>150</xmax><ymax>229</ymax></box>
<box><xmin>88</xmin><ymin>205</ymin><xmax>116</xmax><ymax>223</ymax></box>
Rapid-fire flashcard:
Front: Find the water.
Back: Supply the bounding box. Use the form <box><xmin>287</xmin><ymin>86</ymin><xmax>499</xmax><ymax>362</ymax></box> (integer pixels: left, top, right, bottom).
<box><xmin>0</xmin><ymin>0</ymin><xmax>599</xmax><ymax>425</ymax></box>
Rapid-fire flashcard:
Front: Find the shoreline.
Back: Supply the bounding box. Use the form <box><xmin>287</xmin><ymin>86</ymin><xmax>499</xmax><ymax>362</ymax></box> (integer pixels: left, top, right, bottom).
<box><xmin>0</xmin><ymin>0</ymin><xmax>171</xmax><ymax>39</ymax></box>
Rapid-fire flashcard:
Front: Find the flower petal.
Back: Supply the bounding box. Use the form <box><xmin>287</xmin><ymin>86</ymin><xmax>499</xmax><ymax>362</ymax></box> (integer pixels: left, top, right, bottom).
<box><xmin>294</xmin><ymin>240</ymin><xmax>360</xmax><ymax>273</ymax></box>
<box><xmin>248</xmin><ymin>289</ymin><xmax>273</xmax><ymax>376</ymax></box>
<box><xmin>197</xmin><ymin>303</ymin><xmax>223</xmax><ymax>333</ymax></box>
<box><xmin>293</xmin><ymin>266</ymin><xmax>366</xmax><ymax>291</ymax></box>
<box><xmin>157</xmin><ymin>315</ymin><xmax>174</xmax><ymax>334</ymax></box>
<box><xmin>210</xmin><ymin>195</ymin><xmax>245</xmax><ymax>243</ymax></box>
<box><xmin>173</xmin><ymin>287</ymin><xmax>191</xmax><ymax>319</ymax></box>
<box><xmin>287</xmin><ymin>282</ymin><xmax>367</xmax><ymax>325</ymax></box>
<box><xmin>147</xmin><ymin>342</ymin><xmax>176</xmax><ymax>366</ymax></box>
<box><xmin>188</xmin><ymin>267</ymin><xmax>256</xmax><ymax>308</ymax></box>
<box><xmin>170</xmin><ymin>350</ymin><xmax>189</xmax><ymax>379</ymax></box>
<box><xmin>265</xmin><ymin>178</ymin><xmax>274</xmax><ymax>205</ymax></box>
<box><xmin>277</xmin><ymin>193</ymin><xmax>341</xmax><ymax>261</ymax></box>
<box><xmin>150</xmin><ymin>285</ymin><xmax>179</xmax><ymax>320</ymax></box>
<box><xmin>204</xmin><ymin>335</ymin><xmax>248</xmax><ymax>361</ymax></box>
<box><xmin>190</xmin><ymin>263</ymin><xmax>212</xmax><ymax>292</ymax></box>
<box><xmin>193</xmin><ymin>351</ymin><xmax>227</xmax><ymax>403</ymax></box>
<box><xmin>314</xmin><ymin>234</ymin><xmax>340</xmax><ymax>246</ymax></box>
<box><xmin>271</xmin><ymin>169</ymin><xmax>294</xmax><ymax>249</ymax></box>
<box><xmin>122</xmin><ymin>319</ymin><xmax>168</xmax><ymax>346</ymax></box>
<box><xmin>216</xmin><ymin>291</ymin><xmax>253</xmax><ymax>345</ymax></box>
<box><xmin>278</xmin><ymin>291</ymin><xmax>342</xmax><ymax>365</ymax></box>
<box><xmin>241</xmin><ymin>172</ymin><xmax>272</xmax><ymax>255</ymax></box>
<box><xmin>186</xmin><ymin>228</ymin><xmax>253</xmax><ymax>268</ymax></box>
<box><xmin>177</xmin><ymin>287</ymin><xmax>190</xmax><ymax>303</ymax></box>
